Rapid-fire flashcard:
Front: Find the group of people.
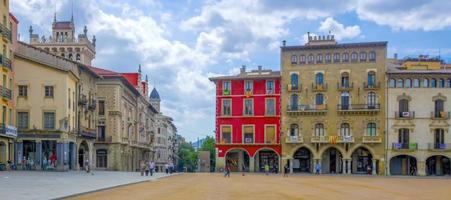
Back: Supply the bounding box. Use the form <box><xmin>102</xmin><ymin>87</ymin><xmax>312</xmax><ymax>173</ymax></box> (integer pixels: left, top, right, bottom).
<box><xmin>164</xmin><ymin>162</ymin><xmax>175</xmax><ymax>174</ymax></box>
<box><xmin>140</xmin><ymin>161</ymin><xmax>156</xmax><ymax>176</ymax></box>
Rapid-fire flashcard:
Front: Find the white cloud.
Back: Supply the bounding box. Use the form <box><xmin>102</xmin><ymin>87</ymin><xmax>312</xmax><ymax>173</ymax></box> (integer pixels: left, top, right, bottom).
<box><xmin>356</xmin><ymin>0</ymin><xmax>451</xmax><ymax>31</ymax></box>
<box><xmin>318</xmin><ymin>17</ymin><xmax>362</xmax><ymax>40</ymax></box>
<box><xmin>11</xmin><ymin>0</ymin><xmax>66</xmax><ymax>31</ymax></box>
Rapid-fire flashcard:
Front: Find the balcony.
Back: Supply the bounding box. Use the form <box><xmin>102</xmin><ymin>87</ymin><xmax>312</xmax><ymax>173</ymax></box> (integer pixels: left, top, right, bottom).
<box><xmin>431</xmin><ymin>111</ymin><xmax>450</xmax><ymax>120</ymax></box>
<box><xmin>363</xmin><ymin>82</ymin><xmax>381</xmax><ymax>90</ymax></box>
<box><xmin>428</xmin><ymin>143</ymin><xmax>451</xmax><ymax>150</ymax></box>
<box><xmin>80</xmin><ymin>127</ymin><xmax>97</xmax><ymax>138</ymax></box>
<box><xmin>287</xmin><ymin>84</ymin><xmax>301</xmax><ymax>92</ymax></box>
<box><xmin>0</xmin><ymin>54</ymin><xmax>11</xmax><ymax>70</ymax></box>
<box><xmin>88</xmin><ymin>99</ymin><xmax>97</xmax><ymax>110</ymax></box>
<box><xmin>0</xmin><ymin>24</ymin><xmax>12</xmax><ymax>41</ymax></box>
<box><xmin>312</xmin><ymin>83</ymin><xmax>327</xmax><ymax>92</ymax></box>
<box><xmin>310</xmin><ymin>136</ymin><xmax>329</xmax><ymax>143</ymax></box>
<box><xmin>362</xmin><ymin>136</ymin><xmax>382</xmax><ymax>143</ymax></box>
<box><xmin>0</xmin><ymin>123</ymin><xmax>17</xmax><ymax>138</ymax></box>
<box><xmin>244</xmin><ymin>90</ymin><xmax>253</xmax><ymax>97</ymax></box>
<box><xmin>337</xmin><ymin>82</ymin><xmax>354</xmax><ymax>91</ymax></box>
<box><xmin>337</xmin><ymin>104</ymin><xmax>380</xmax><ymax>115</ymax></box>
<box><xmin>337</xmin><ymin>135</ymin><xmax>355</xmax><ymax>143</ymax></box>
<box><xmin>392</xmin><ymin>143</ymin><xmax>418</xmax><ymax>150</ymax></box>
<box><xmin>97</xmin><ymin>136</ymin><xmax>112</xmax><ymax>143</ymax></box>
<box><xmin>222</xmin><ymin>89</ymin><xmax>230</xmax><ymax>96</ymax></box>
<box><xmin>285</xmin><ymin>135</ymin><xmax>303</xmax><ymax>143</ymax></box>
<box><xmin>395</xmin><ymin>111</ymin><xmax>415</xmax><ymax>119</ymax></box>
<box><xmin>287</xmin><ymin>104</ymin><xmax>327</xmax><ymax>116</ymax></box>
<box><xmin>78</xmin><ymin>95</ymin><xmax>88</xmax><ymax>105</ymax></box>
<box><xmin>0</xmin><ymin>86</ymin><xmax>11</xmax><ymax>100</ymax></box>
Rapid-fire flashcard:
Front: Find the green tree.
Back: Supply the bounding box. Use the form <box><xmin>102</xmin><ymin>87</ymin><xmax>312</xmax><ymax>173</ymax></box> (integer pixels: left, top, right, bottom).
<box><xmin>177</xmin><ymin>143</ymin><xmax>198</xmax><ymax>172</ymax></box>
<box><xmin>200</xmin><ymin>136</ymin><xmax>216</xmax><ymax>172</ymax></box>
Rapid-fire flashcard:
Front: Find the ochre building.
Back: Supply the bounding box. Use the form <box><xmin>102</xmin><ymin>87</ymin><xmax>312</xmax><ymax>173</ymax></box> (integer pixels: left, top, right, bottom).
<box><xmin>280</xmin><ymin>35</ymin><xmax>387</xmax><ymax>175</ymax></box>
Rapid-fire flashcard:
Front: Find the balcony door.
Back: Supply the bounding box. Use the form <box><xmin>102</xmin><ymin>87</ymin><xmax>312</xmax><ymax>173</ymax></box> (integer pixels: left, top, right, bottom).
<box><xmin>341</xmin><ymin>92</ymin><xmax>349</xmax><ymax>110</ymax></box>
<box><xmin>435</xmin><ymin>100</ymin><xmax>444</xmax><ymax>117</ymax></box>
<box><xmin>290</xmin><ymin>94</ymin><xmax>298</xmax><ymax>110</ymax></box>
<box><xmin>399</xmin><ymin>99</ymin><xmax>409</xmax><ymax>113</ymax></box>
<box><xmin>398</xmin><ymin>129</ymin><xmax>410</xmax><ymax>144</ymax></box>
<box><xmin>435</xmin><ymin>129</ymin><xmax>445</xmax><ymax>147</ymax></box>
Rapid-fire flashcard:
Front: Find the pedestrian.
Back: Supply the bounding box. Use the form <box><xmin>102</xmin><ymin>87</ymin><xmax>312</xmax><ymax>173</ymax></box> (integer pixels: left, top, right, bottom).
<box><xmin>315</xmin><ymin>162</ymin><xmax>321</xmax><ymax>175</ymax></box>
<box><xmin>241</xmin><ymin>163</ymin><xmax>246</xmax><ymax>176</ymax></box>
<box><xmin>149</xmin><ymin>161</ymin><xmax>155</xmax><ymax>176</ymax></box>
<box><xmin>264</xmin><ymin>164</ymin><xmax>269</xmax><ymax>175</ymax></box>
<box><xmin>367</xmin><ymin>165</ymin><xmax>371</xmax><ymax>175</ymax></box>
<box><xmin>85</xmin><ymin>159</ymin><xmax>90</xmax><ymax>173</ymax></box>
<box><xmin>224</xmin><ymin>165</ymin><xmax>231</xmax><ymax>178</ymax></box>
<box><xmin>283</xmin><ymin>164</ymin><xmax>289</xmax><ymax>177</ymax></box>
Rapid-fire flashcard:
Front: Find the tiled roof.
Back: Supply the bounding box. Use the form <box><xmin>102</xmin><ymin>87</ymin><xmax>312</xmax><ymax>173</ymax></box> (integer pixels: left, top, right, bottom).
<box><xmin>121</xmin><ymin>73</ymin><xmax>139</xmax><ymax>87</ymax></box>
<box><xmin>89</xmin><ymin>66</ymin><xmax>121</xmax><ymax>76</ymax></box>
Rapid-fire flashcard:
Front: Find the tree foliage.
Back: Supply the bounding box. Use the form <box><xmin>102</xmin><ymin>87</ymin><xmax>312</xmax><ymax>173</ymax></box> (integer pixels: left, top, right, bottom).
<box><xmin>200</xmin><ymin>136</ymin><xmax>216</xmax><ymax>172</ymax></box>
<box><xmin>177</xmin><ymin>143</ymin><xmax>198</xmax><ymax>172</ymax></box>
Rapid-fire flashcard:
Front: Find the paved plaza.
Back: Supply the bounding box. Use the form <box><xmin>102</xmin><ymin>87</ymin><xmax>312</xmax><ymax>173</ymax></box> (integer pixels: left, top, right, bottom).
<box><xmin>0</xmin><ymin>171</ymin><xmax>173</xmax><ymax>200</ymax></box>
<box><xmin>71</xmin><ymin>173</ymin><xmax>451</xmax><ymax>200</ymax></box>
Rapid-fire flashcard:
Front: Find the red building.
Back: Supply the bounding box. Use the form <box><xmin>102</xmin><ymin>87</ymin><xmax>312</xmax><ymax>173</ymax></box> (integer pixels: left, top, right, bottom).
<box><xmin>209</xmin><ymin>66</ymin><xmax>281</xmax><ymax>172</ymax></box>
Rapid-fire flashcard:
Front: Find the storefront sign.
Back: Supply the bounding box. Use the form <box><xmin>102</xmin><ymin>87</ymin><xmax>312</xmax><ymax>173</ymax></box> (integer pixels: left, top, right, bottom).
<box><xmin>5</xmin><ymin>125</ymin><xmax>17</xmax><ymax>137</ymax></box>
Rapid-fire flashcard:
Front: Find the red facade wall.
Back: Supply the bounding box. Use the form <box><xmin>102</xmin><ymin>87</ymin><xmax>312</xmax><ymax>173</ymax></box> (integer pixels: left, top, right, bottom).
<box><xmin>214</xmin><ymin>77</ymin><xmax>281</xmax><ymax>157</ymax></box>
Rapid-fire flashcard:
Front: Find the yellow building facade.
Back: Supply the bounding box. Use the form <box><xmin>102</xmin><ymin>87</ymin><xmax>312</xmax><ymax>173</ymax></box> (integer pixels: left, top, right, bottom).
<box><xmin>281</xmin><ymin>35</ymin><xmax>387</xmax><ymax>175</ymax></box>
<box><xmin>0</xmin><ymin>0</ymin><xmax>16</xmax><ymax>169</ymax></box>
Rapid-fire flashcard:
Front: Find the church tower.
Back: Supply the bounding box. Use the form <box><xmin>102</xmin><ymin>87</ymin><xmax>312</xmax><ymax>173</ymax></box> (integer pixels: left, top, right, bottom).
<box><xmin>29</xmin><ymin>13</ymin><xmax>96</xmax><ymax>65</ymax></box>
<box><xmin>149</xmin><ymin>88</ymin><xmax>161</xmax><ymax>113</ymax></box>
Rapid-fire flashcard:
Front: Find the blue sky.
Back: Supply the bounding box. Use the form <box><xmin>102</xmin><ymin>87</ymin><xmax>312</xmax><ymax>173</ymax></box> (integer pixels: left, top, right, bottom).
<box><xmin>11</xmin><ymin>0</ymin><xmax>451</xmax><ymax>142</ymax></box>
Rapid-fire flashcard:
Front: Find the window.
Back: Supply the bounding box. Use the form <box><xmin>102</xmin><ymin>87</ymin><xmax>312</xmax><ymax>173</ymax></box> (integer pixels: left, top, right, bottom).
<box><xmin>45</xmin><ymin>86</ymin><xmax>54</xmax><ymax>98</ymax></box>
<box><xmin>413</xmin><ymin>79</ymin><xmax>420</xmax><ymax>88</ymax></box>
<box><xmin>315</xmin><ymin>93</ymin><xmax>324</xmax><ymax>105</ymax></box>
<box><xmin>18</xmin><ymin>85</ymin><xmax>28</xmax><ymax>97</ymax></box>
<box><xmin>222</xmin><ymin>99</ymin><xmax>231</xmax><ymax>116</ymax></box>
<box><xmin>389</xmin><ymin>79</ymin><xmax>396</xmax><ymax>88</ymax></box>
<box><xmin>98</xmin><ymin>100</ymin><xmax>105</xmax><ymax>115</ymax></box>
<box><xmin>290</xmin><ymin>73</ymin><xmax>299</xmax><ymax>90</ymax></box>
<box><xmin>351</xmin><ymin>52</ymin><xmax>358</xmax><ymax>62</ymax></box>
<box><xmin>265</xmin><ymin>98</ymin><xmax>275</xmax><ymax>116</ymax></box>
<box><xmin>367</xmin><ymin>92</ymin><xmax>376</xmax><ymax>108</ymax></box>
<box><xmin>439</xmin><ymin>78</ymin><xmax>445</xmax><ymax>88</ymax></box>
<box><xmin>369</xmin><ymin>51</ymin><xmax>376</xmax><ymax>61</ymax></box>
<box><xmin>17</xmin><ymin>112</ymin><xmax>29</xmax><ymax>129</ymax></box>
<box><xmin>359</xmin><ymin>52</ymin><xmax>367</xmax><ymax>62</ymax></box>
<box><xmin>405</xmin><ymin>79</ymin><xmax>412</xmax><ymax>88</ymax></box>
<box><xmin>316</xmin><ymin>54</ymin><xmax>323</xmax><ymax>63</ymax></box>
<box><xmin>315</xmin><ymin>123</ymin><xmax>324</xmax><ymax>136</ymax></box>
<box><xmin>299</xmin><ymin>55</ymin><xmax>306</xmax><ymax>64</ymax></box>
<box><xmin>76</xmin><ymin>54</ymin><xmax>81</xmax><ymax>61</ymax></box>
<box><xmin>367</xmin><ymin>123</ymin><xmax>376</xmax><ymax>136</ymax></box>
<box><xmin>398</xmin><ymin>129</ymin><xmax>409</xmax><ymax>144</ymax></box>
<box><xmin>340</xmin><ymin>123</ymin><xmax>350</xmax><ymax>136</ymax></box>
<box><xmin>399</xmin><ymin>99</ymin><xmax>409</xmax><ymax>114</ymax></box>
<box><xmin>265</xmin><ymin>126</ymin><xmax>276</xmax><ymax>144</ymax></box>
<box><xmin>434</xmin><ymin>99</ymin><xmax>444</xmax><ymax>118</ymax></box>
<box><xmin>431</xmin><ymin>78</ymin><xmax>437</xmax><ymax>88</ymax></box>
<box><xmin>316</xmin><ymin>73</ymin><xmax>324</xmax><ymax>85</ymax></box>
<box><xmin>290</xmin><ymin>94</ymin><xmax>298</xmax><ymax>110</ymax></box>
<box><xmin>289</xmin><ymin>124</ymin><xmax>299</xmax><ymax>136</ymax></box>
<box><xmin>43</xmin><ymin>112</ymin><xmax>55</xmax><ymax>129</ymax></box>
<box><xmin>341</xmin><ymin>72</ymin><xmax>350</xmax><ymax>88</ymax></box>
<box><xmin>243</xmin><ymin>126</ymin><xmax>254</xmax><ymax>143</ymax></box>
<box><xmin>340</xmin><ymin>92</ymin><xmax>350</xmax><ymax>109</ymax></box>
<box><xmin>448</xmin><ymin>79</ymin><xmax>451</xmax><ymax>88</ymax></box>
<box><xmin>342</xmin><ymin>53</ymin><xmax>349</xmax><ymax>62</ymax></box>
<box><xmin>367</xmin><ymin>71</ymin><xmax>376</xmax><ymax>87</ymax></box>
<box><xmin>396</xmin><ymin>79</ymin><xmax>404</xmax><ymax>88</ymax></box>
<box><xmin>333</xmin><ymin>53</ymin><xmax>340</xmax><ymax>63</ymax></box>
<box><xmin>435</xmin><ymin>129</ymin><xmax>445</xmax><ymax>146</ymax></box>
<box><xmin>325</xmin><ymin>54</ymin><xmax>331</xmax><ymax>63</ymax></box>
<box><xmin>266</xmin><ymin>80</ymin><xmax>274</xmax><ymax>94</ymax></box>
<box><xmin>423</xmin><ymin>78</ymin><xmax>429</xmax><ymax>88</ymax></box>
<box><xmin>223</xmin><ymin>81</ymin><xmax>231</xmax><ymax>95</ymax></box>
<box><xmin>244</xmin><ymin>80</ymin><xmax>253</xmax><ymax>93</ymax></box>
<box><xmin>244</xmin><ymin>99</ymin><xmax>253</xmax><ymax>115</ymax></box>
<box><xmin>291</xmin><ymin>55</ymin><xmax>297</xmax><ymax>64</ymax></box>
<box><xmin>221</xmin><ymin>126</ymin><xmax>232</xmax><ymax>144</ymax></box>
<box><xmin>308</xmin><ymin>54</ymin><xmax>314</xmax><ymax>64</ymax></box>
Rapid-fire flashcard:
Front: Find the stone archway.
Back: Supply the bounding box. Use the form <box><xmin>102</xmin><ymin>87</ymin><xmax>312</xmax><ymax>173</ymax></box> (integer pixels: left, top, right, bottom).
<box><xmin>292</xmin><ymin>147</ymin><xmax>313</xmax><ymax>173</ymax></box>
<box><xmin>225</xmin><ymin>149</ymin><xmax>250</xmax><ymax>172</ymax></box>
<box><xmin>254</xmin><ymin>148</ymin><xmax>279</xmax><ymax>173</ymax></box>
<box><xmin>78</xmin><ymin>141</ymin><xmax>89</xmax><ymax>169</ymax></box>
<box><xmin>390</xmin><ymin>155</ymin><xmax>417</xmax><ymax>176</ymax></box>
<box><xmin>321</xmin><ymin>147</ymin><xmax>343</xmax><ymax>174</ymax></box>
<box><xmin>0</xmin><ymin>141</ymin><xmax>6</xmax><ymax>164</ymax></box>
<box><xmin>351</xmin><ymin>147</ymin><xmax>374</xmax><ymax>174</ymax></box>
<box><xmin>426</xmin><ymin>155</ymin><xmax>451</xmax><ymax>176</ymax></box>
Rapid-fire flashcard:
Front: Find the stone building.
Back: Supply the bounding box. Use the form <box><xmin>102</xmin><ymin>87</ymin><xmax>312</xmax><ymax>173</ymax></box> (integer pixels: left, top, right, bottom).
<box><xmin>387</xmin><ymin>57</ymin><xmax>451</xmax><ymax>176</ymax></box>
<box><xmin>29</xmin><ymin>14</ymin><xmax>96</xmax><ymax>65</ymax></box>
<box><xmin>0</xmin><ymin>1</ymin><xmax>17</xmax><ymax>168</ymax></box>
<box><xmin>280</xmin><ymin>34</ymin><xmax>387</xmax><ymax>175</ymax></box>
<box><xmin>91</xmin><ymin>66</ymin><xmax>157</xmax><ymax>171</ymax></box>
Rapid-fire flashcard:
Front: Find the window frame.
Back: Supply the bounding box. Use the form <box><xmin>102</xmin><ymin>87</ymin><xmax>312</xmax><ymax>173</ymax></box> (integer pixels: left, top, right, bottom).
<box><xmin>265</xmin><ymin>98</ymin><xmax>276</xmax><ymax>116</ymax></box>
<box><xmin>43</xmin><ymin>111</ymin><xmax>56</xmax><ymax>130</ymax></box>
<box><xmin>243</xmin><ymin>98</ymin><xmax>254</xmax><ymax>116</ymax></box>
<box><xmin>44</xmin><ymin>85</ymin><xmax>54</xmax><ymax>98</ymax></box>
<box><xmin>264</xmin><ymin>125</ymin><xmax>277</xmax><ymax>144</ymax></box>
<box><xmin>222</xmin><ymin>98</ymin><xmax>232</xmax><ymax>116</ymax></box>
<box><xmin>17</xmin><ymin>111</ymin><xmax>29</xmax><ymax>129</ymax></box>
<box><xmin>220</xmin><ymin>125</ymin><xmax>232</xmax><ymax>144</ymax></box>
<box><xmin>18</xmin><ymin>85</ymin><xmax>28</xmax><ymax>97</ymax></box>
<box><xmin>242</xmin><ymin>125</ymin><xmax>255</xmax><ymax>144</ymax></box>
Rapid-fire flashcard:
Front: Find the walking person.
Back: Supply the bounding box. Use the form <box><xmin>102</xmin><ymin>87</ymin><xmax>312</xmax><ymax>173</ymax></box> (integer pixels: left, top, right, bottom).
<box><xmin>264</xmin><ymin>164</ymin><xmax>270</xmax><ymax>175</ymax></box>
<box><xmin>150</xmin><ymin>161</ymin><xmax>155</xmax><ymax>176</ymax></box>
<box><xmin>315</xmin><ymin>162</ymin><xmax>321</xmax><ymax>175</ymax></box>
<box><xmin>224</xmin><ymin>165</ymin><xmax>231</xmax><ymax>178</ymax></box>
<box><xmin>283</xmin><ymin>164</ymin><xmax>289</xmax><ymax>177</ymax></box>
<box><xmin>241</xmin><ymin>163</ymin><xmax>246</xmax><ymax>176</ymax></box>
<box><xmin>165</xmin><ymin>163</ymin><xmax>169</xmax><ymax>174</ymax></box>
<box><xmin>85</xmin><ymin>159</ymin><xmax>90</xmax><ymax>173</ymax></box>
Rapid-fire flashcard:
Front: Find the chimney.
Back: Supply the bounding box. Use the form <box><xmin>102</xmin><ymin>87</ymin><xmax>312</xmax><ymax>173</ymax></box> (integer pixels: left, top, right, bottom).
<box><xmin>258</xmin><ymin>65</ymin><xmax>262</xmax><ymax>71</ymax></box>
<box><xmin>240</xmin><ymin>65</ymin><xmax>246</xmax><ymax>74</ymax></box>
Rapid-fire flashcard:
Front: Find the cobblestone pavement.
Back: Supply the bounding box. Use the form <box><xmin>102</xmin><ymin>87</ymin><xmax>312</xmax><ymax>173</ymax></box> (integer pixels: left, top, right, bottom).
<box><xmin>0</xmin><ymin>170</ymin><xmax>173</xmax><ymax>200</ymax></box>
<box><xmin>70</xmin><ymin>173</ymin><xmax>451</xmax><ymax>200</ymax></box>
